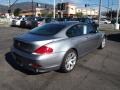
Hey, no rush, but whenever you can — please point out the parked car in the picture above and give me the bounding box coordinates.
[37,17,53,27]
[21,17,57,29]
[95,18,111,24]
[11,17,25,27]
[78,18,95,24]
[54,18,96,25]
[99,18,111,24]
[55,18,70,22]
[93,19,98,24]
[11,22,105,73]
[20,16,38,29]
[111,18,120,24]
[78,18,99,28]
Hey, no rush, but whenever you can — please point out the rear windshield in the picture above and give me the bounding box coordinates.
[30,24,66,36]
[37,18,44,21]
[26,17,36,20]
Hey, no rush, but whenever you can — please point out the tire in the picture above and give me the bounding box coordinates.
[98,37,106,49]
[59,49,77,73]
[104,22,107,24]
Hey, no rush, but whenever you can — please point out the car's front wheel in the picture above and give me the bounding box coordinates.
[59,49,77,73]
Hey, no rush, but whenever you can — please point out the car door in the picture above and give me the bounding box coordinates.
[66,24,91,57]
[85,24,101,51]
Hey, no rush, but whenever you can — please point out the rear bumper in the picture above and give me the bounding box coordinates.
[11,47,66,72]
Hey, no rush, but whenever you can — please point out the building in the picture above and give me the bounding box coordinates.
[76,8,99,16]
[19,8,52,17]
[0,2,98,18]
[57,2,99,18]
[57,2,76,17]
[63,2,76,17]
[20,3,53,17]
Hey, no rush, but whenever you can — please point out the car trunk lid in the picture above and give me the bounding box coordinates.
[14,33,63,53]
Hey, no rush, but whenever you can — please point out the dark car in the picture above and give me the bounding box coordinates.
[37,17,53,27]
[20,17,38,29]
[55,17,95,24]
[111,18,120,24]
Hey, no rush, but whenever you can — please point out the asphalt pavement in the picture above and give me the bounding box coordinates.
[0,26,120,90]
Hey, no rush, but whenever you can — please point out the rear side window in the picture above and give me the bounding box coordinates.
[30,24,66,36]
[66,24,84,37]
[87,25,97,34]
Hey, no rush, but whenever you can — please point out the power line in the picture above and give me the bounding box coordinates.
[10,0,19,8]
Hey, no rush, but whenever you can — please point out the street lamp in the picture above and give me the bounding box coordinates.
[53,0,56,19]
[8,0,10,8]
[115,0,120,30]
[98,0,102,29]
[111,0,113,21]
[8,0,11,17]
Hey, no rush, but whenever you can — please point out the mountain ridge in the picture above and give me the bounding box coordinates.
[0,2,53,13]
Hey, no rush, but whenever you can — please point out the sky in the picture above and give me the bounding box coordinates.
[0,0,118,10]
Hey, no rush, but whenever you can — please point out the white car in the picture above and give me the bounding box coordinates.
[11,17,25,26]
[100,19,111,24]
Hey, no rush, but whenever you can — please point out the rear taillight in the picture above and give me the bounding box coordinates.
[37,22,44,26]
[34,46,53,54]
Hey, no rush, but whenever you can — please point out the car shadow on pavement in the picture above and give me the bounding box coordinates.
[5,52,45,75]
[107,33,120,42]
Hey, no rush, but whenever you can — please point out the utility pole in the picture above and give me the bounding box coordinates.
[61,0,63,18]
[98,0,102,29]
[7,0,19,17]
[32,0,34,16]
[8,0,11,17]
[53,0,56,19]
[8,0,10,8]
[110,0,113,21]
[107,0,109,12]
[115,0,120,30]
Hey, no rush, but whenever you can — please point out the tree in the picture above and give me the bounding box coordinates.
[105,10,117,18]
[14,8,21,16]
[41,13,46,17]
[41,11,53,18]
[47,13,53,18]
[76,12,83,18]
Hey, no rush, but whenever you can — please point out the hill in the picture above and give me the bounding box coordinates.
[0,5,8,13]
[0,2,53,13]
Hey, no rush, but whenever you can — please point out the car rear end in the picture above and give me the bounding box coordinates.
[11,24,67,72]
[11,17,21,26]
[12,36,67,72]
[11,19,16,26]
[25,17,38,29]
[37,18,45,27]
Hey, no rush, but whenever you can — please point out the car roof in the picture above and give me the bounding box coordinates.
[51,21,86,26]
[52,21,93,38]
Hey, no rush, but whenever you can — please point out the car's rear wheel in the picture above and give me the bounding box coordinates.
[59,49,77,73]
[99,37,106,49]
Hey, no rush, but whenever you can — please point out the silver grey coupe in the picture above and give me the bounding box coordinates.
[11,22,106,73]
